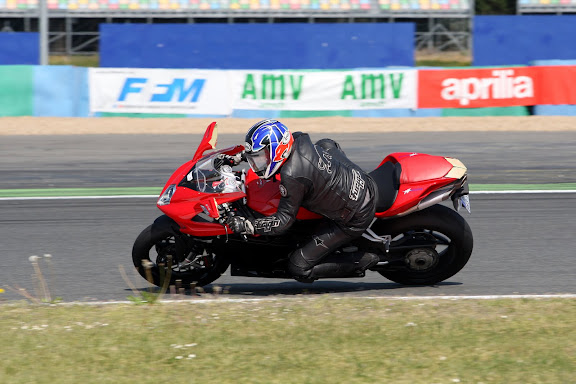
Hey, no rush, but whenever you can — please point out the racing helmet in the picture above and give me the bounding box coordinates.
[244,119,294,179]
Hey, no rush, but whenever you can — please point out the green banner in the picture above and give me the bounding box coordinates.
[0,66,34,116]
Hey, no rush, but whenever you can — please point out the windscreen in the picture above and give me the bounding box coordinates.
[179,155,242,194]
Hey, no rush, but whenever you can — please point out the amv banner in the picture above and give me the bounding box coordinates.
[89,68,232,115]
[232,70,417,110]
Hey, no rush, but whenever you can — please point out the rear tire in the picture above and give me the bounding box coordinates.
[373,205,473,285]
[132,224,229,288]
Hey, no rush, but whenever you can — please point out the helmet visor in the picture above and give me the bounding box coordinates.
[245,148,270,175]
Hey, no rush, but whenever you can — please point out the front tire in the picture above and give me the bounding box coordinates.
[132,223,230,288]
[373,205,473,285]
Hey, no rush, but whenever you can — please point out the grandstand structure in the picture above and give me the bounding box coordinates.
[0,0,474,57]
[517,0,576,14]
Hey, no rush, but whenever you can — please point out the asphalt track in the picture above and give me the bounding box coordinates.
[1,131,575,302]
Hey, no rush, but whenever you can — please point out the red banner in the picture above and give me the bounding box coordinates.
[537,66,576,105]
[418,66,576,109]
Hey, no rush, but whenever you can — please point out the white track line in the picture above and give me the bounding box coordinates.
[1,190,575,201]
[54,293,576,306]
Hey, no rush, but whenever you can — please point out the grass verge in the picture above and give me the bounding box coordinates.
[0,297,574,383]
[48,52,471,68]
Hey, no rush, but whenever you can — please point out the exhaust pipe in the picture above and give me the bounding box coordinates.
[396,187,453,217]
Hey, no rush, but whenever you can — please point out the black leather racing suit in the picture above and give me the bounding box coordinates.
[250,132,377,279]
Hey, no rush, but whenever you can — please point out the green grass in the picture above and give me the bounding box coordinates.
[417,59,471,67]
[0,297,574,383]
[49,55,100,67]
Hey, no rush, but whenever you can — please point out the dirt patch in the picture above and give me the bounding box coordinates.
[1,116,576,135]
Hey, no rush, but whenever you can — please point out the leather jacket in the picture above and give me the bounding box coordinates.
[252,132,376,236]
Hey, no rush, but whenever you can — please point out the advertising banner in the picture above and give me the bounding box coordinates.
[89,68,232,115]
[0,66,34,116]
[232,70,417,110]
[34,66,89,117]
[535,66,576,105]
[418,66,576,109]
[418,67,540,109]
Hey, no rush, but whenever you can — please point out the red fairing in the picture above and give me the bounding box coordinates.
[157,143,246,236]
[192,122,217,162]
[376,152,459,218]
[395,153,453,184]
[245,169,322,220]
[158,186,246,236]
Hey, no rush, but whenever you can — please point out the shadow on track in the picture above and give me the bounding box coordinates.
[208,281,463,297]
[129,281,463,298]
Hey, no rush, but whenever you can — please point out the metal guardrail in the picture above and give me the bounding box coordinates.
[517,6,576,13]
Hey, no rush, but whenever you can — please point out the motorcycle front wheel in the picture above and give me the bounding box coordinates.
[132,224,230,288]
[372,204,473,285]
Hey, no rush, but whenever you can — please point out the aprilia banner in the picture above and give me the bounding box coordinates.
[535,66,576,105]
[231,70,417,110]
[418,66,576,109]
[89,68,232,115]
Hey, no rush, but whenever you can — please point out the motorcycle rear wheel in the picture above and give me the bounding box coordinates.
[372,204,473,285]
[132,224,230,288]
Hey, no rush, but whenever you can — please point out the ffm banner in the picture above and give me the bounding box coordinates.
[89,68,233,115]
[231,70,417,110]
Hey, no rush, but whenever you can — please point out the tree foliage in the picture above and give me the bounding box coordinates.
[476,0,517,14]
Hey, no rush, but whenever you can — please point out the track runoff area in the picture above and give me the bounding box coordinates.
[2,184,575,302]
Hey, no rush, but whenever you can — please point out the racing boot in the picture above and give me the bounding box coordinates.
[308,251,379,280]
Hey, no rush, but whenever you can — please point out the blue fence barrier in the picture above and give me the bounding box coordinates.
[99,23,415,70]
[0,32,39,65]
[33,66,90,117]
[474,15,576,66]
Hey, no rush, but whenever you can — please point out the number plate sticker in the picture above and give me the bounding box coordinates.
[460,195,471,213]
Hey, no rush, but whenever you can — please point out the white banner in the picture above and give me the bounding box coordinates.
[231,69,417,110]
[89,68,232,115]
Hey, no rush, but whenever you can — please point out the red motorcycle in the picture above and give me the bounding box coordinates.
[132,122,473,288]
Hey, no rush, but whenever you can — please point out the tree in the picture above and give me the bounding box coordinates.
[475,0,517,14]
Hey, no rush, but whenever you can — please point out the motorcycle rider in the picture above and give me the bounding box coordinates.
[223,119,379,282]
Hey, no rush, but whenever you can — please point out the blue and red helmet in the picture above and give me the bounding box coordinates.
[244,119,294,179]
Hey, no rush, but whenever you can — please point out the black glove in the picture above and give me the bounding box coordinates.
[226,215,254,235]
[214,153,242,170]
